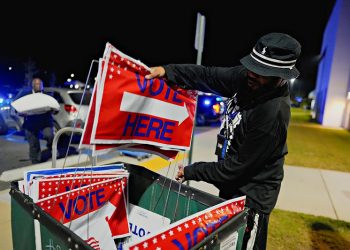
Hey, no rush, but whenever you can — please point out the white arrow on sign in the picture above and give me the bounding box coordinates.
[120,92,189,125]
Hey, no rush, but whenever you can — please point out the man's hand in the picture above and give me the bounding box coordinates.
[145,66,166,79]
[175,165,185,183]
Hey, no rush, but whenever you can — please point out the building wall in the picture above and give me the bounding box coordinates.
[315,0,350,128]
[314,10,338,124]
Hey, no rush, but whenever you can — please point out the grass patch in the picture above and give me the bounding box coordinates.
[289,108,314,123]
[268,209,350,249]
[286,108,350,172]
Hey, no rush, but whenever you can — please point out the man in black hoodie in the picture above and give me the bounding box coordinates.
[146,32,301,249]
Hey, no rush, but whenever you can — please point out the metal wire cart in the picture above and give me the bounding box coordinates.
[11,161,248,250]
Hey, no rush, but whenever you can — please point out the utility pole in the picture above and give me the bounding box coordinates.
[195,13,206,65]
[188,13,206,165]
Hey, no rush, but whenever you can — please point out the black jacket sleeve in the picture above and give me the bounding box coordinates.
[163,64,245,98]
[184,102,285,184]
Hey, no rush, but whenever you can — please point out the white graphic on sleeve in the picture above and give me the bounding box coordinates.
[222,94,242,154]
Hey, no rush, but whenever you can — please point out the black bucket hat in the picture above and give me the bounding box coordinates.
[240,32,301,80]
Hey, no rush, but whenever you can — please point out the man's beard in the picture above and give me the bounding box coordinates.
[247,78,280,97]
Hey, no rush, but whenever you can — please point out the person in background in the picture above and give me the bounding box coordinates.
[146,32,301,249]
[23,77,55,164]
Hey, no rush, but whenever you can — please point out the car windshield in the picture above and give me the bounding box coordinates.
[69,92,92,105]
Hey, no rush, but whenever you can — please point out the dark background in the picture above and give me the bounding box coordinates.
[0,1,337,97]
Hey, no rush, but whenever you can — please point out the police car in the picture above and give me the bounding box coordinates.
[195,93,225,126]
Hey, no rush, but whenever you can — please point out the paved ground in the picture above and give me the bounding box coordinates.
[0,129,79,174]
[0,130,32,173]
[1,126,350,249]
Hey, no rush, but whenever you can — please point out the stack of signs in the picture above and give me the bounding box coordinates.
[21,164,131,250]
[125,196,246,250]
[79,42,198,160]
[11,92,60,115]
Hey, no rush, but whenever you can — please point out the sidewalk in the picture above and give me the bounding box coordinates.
[0,188,12,250]
[276,165,350,222]
[1,127,350,249]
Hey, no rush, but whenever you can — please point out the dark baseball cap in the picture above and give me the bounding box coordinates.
[240,32,301,80]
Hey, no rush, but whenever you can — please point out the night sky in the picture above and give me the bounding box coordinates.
[0,1,336,96]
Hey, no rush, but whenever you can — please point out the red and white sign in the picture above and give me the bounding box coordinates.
[79,64,179,160]
[88,43,197,151]
[35,176,130,250]
[24,164,125,196]
[30,174,123,201]
[125,196,246,250]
